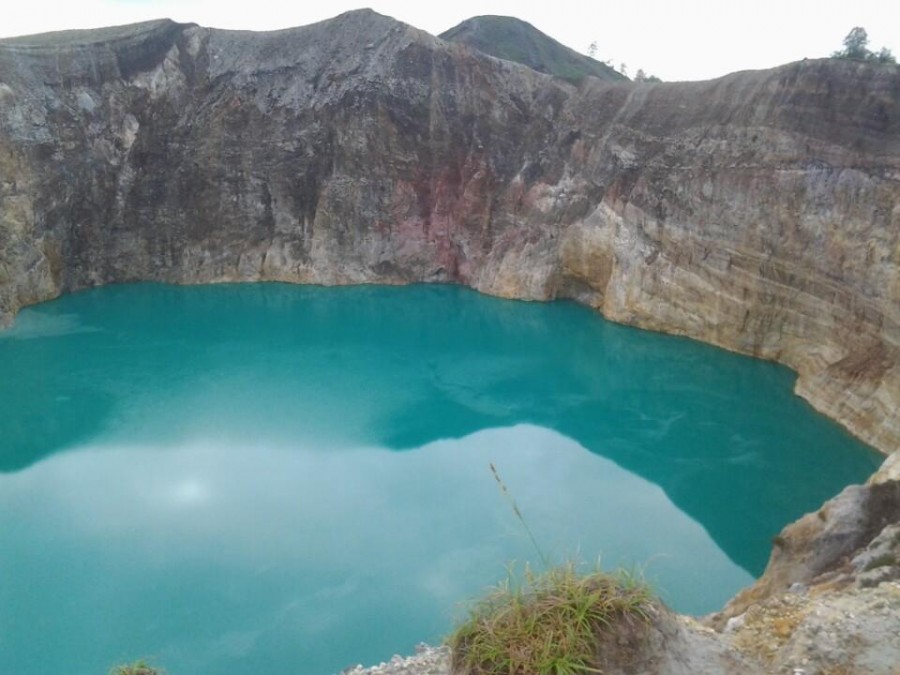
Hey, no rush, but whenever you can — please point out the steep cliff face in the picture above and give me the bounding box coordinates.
[1,10,899,454]
[558,62,900,452]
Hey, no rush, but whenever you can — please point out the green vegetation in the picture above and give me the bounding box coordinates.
[489,462,549,569]
[449,464,655,674]
[447,562,653,675]
[108,660,162,675]
[831,27,896,64]
[633,69,662,83]
[440,16,625,84]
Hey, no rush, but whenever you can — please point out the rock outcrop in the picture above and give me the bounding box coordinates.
[711,450,900,674]
[1,11,898,456]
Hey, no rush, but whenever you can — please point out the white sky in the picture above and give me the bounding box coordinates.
[1,0,898,81]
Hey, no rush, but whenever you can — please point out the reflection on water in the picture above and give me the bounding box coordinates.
[0,283,882,675]
[1,429,750,675]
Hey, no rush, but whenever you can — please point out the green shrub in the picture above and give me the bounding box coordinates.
[447,561,653,675]
[108,660,162,675]
[831,27,896,64]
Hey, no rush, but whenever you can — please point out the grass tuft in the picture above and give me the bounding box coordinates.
[108,660,163,675]
[489,462,549,569]
[447,561,653,675]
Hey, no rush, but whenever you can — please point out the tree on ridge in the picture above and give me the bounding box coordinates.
[831,27,896,63]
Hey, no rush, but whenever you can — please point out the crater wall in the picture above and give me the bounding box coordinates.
[1,12,899,454]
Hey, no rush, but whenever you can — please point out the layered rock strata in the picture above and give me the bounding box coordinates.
[1,12,898,454]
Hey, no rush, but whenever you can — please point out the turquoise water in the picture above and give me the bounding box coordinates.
[0,283,881,675]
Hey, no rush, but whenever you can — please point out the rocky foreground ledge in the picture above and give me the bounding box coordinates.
[343,645,450,675]
[352,452,900,675]
[353,584,900,675]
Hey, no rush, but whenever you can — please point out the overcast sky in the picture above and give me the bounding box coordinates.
[1,0,897,81]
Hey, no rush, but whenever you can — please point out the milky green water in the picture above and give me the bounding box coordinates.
[0,283,881,675]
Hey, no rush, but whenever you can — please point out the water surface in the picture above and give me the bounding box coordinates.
[0,283,881,675]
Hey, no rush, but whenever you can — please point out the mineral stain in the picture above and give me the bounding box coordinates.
[0,283,881,675]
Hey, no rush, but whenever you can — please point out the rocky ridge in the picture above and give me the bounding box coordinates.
[1,10,900,674]
[439,15,624,82]
[1,11,898,455]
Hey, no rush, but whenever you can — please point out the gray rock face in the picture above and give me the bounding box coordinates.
[2,12,898,455]
[707,451,900,674]
[718,451,900,617]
